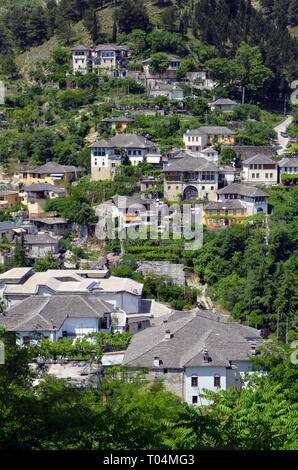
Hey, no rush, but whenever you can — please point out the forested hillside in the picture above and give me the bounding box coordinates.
[0,0,297,104]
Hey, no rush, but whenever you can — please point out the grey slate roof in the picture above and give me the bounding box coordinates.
[278,157,298,168]
[0,295,115,332]
[23,233,61,245]
[210,98,238,105]
[71,44,90,51]
[227,145,276,157]
[33,218,69,225]
[164,153,219,172]
[25,162,82,174]
[0,221,15,231]
[95,43,129,51]
[217,183,269,198]
[187,126,237,136]
[243,154,277,165]
[204,200,245,210]
[112,195,149,208]
[90,133,157,149]
[24,183,65,193]
[123,309,260,369]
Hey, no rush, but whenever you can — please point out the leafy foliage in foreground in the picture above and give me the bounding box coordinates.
[0,330,297,450]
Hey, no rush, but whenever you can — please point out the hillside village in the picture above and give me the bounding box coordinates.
[0,0,297,452]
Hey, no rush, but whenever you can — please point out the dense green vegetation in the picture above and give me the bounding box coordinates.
[182,186,298,335]
[0,329,296,450]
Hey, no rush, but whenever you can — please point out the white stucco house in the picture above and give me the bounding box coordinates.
[0,268,143,314]
[123,309,260,406]
[242,154,278,185]
[217,183,269,215]
[0,294,115,346]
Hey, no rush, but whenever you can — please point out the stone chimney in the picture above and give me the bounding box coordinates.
[50,319,55,330]
[153,356,159,367]
[203,347,209,363]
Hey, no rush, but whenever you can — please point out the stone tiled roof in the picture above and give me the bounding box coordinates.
[278,157,298,168]
[0,295,115,332]
[71,44,90,51]
[227,146,276,157]
[95,43,129,51]
[23,183,65,193]
[123,309,260,368]
[243,154,277,165]
[204,200,246,210]
[163,153,219,172]
[186,126,237,136]
[24,162,82,174]
[89,134,157,149]
[210,98,238,105]
[217,183,269,197]
[23,233,61,245]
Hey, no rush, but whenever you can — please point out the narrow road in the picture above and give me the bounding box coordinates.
[274,115,293,155]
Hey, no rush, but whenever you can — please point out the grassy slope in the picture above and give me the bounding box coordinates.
[15,0,176,76]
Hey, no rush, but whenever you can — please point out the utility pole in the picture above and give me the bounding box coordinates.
[242,86,245,105]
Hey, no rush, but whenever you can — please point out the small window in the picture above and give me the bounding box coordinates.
[214,375,220,387]
[164,369,168,374]
[191,376,198,387]
[192,396,198,404]
[23,336,30,345]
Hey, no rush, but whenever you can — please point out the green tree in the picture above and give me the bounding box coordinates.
[33,251,60,272]
[149,53,170,75]
[11,233,30,268]
[115,0,151,34]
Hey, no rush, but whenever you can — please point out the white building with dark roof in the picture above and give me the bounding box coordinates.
[0,294,115,346]
[90,133,159,180]
[71,44,130,73]
[163,151,219,201]
[217,183,269,215]
[123,308,261,405]
[208,98,238,112]
[183,126,237,152]
[242,154,278,185]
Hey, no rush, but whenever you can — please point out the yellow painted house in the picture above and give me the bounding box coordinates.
[0,191,21,209]
[19,162,82,190]
[101,116,134,132]
[203,200,247,229]
[22,183,66,219]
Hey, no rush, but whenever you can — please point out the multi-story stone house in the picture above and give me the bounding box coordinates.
[142,55,182,88]
[123,309,260,406]
[71,44,130,74]
[90,134,158,180]
[217,183,269,215]
[19,162,82,190]
[163,152,219,202]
